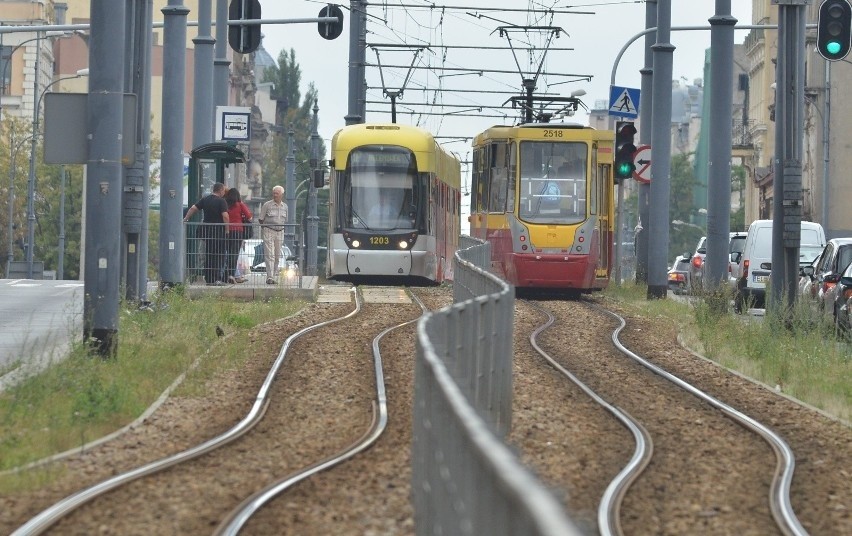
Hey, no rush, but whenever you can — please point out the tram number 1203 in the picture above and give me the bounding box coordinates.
[542,129,564,138]
[369,236,390,245]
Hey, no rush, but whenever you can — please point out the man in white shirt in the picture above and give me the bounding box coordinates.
[258,185,288,284]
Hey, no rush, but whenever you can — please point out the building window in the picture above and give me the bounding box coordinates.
[1,45,11,95]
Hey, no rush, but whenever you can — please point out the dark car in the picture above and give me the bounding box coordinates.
[668,254,691,295]
[799,238,852,319]
[831,260,852,337]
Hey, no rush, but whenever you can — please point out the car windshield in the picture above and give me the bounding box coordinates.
[729,236,746,254]
[800,245,824,265]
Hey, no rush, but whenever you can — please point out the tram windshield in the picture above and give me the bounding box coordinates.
[343,146,418,231]
[518,141,587,224]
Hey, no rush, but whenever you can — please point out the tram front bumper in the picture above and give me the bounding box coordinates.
[507,252,596,288]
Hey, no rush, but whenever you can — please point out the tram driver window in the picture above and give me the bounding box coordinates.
[518,141,587,223]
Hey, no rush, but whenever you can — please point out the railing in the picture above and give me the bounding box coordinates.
[732,119,755,147]
[183,221,302,288]
[412,235,582,536]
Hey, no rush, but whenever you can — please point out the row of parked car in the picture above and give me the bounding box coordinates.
[667,219,852,335]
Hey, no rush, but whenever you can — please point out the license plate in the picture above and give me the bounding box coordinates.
[753,274,769,283]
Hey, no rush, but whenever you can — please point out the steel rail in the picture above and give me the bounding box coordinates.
[214,290,428,535]
[12,287,361,536]
[592,304,808,536]
[526,301,651,536]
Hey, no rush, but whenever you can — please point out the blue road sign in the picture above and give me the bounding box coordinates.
[609,85,640,118]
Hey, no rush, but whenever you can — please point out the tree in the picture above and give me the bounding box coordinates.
[668,152,702,260]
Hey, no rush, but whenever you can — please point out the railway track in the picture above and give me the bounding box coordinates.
[7,286,427,535]
[2,286,849,535]
[521,299,805,535]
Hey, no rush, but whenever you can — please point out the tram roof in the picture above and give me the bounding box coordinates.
[332,123,461,189]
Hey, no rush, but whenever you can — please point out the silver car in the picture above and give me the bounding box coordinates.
[799,238,852,318]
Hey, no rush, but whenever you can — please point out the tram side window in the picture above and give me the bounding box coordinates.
[471,146,490,214]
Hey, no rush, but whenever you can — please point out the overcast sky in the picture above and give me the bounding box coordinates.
[260,1,752,152]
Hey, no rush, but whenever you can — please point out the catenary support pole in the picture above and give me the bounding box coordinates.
[770,0,807,313]
[705,1,736,296]
[635,0,657,284]
[286,127,296,252]
[345,0,366,125]
[214,0,230,109]
[193,0,214,147]
[159,0,190,287]
[83,0,126,356]
[122,0,154,302]
[307,101,320,276]
[647,0,674,299]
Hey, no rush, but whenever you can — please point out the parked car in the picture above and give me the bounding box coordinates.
[689,231,748,294]
[831,260,852,337]
[236,239,299,279]
[798,238,852,318]
[733,219,826,313]
[668,254,691,295]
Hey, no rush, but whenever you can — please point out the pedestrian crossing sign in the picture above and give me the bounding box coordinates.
[608,85,640,118]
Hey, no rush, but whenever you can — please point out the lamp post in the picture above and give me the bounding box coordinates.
[0,31,68,142]
[25,66,89,279]
[6,133,34,274]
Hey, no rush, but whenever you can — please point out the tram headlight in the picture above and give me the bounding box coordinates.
[398,240,408,249]
[351,239,361,248]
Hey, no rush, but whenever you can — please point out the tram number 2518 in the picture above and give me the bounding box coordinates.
[542,129,563,138]
[369,236,390,245]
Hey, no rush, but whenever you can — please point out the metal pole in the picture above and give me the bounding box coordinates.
[345,0,365,124]
[286,127,296,251]
[822,61,830,234]
[193,0,214,147]
[705,0,736,295]
[58,165,65,280]
[647,0,674,299]
[159,0,190,287]
[307,101,320,276]
[214,0,230,108]
[25,32,42,279]
[83,0,126,356]
[636,0,656,284]
[770,1,807,313]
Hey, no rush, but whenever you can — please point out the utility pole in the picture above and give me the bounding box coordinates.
[647,0,674,299]
[770,0,808,314]
[307,101,320,276]
[635,0,657,284]
[705,0,736,301]
[83,1,126,356]
[286,127,296,252]
[345,0,367,125]
[158,0,190,287]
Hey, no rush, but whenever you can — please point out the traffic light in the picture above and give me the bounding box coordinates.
[817,0,852,61]
[228,0,261,54]
[614,121,637,181]
[318,5,345,40]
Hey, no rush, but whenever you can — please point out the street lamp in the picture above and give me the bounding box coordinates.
[6,133,34,274]
[24,66,89,279]
[0,31,68,140]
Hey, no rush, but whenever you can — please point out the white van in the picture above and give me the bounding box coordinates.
[733,219,826,312]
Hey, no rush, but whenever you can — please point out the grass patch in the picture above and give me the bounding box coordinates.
[605,281,851,423]
[0,292,304,486]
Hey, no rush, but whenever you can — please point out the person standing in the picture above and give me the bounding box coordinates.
[224,188,252,284]
[258,185,287,284]
[183,182,229,285]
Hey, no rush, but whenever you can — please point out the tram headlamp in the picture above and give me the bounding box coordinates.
[398,240,408,249]
[351,240,361,248]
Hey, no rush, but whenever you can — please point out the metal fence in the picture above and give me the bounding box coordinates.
[412,236,583,536]
[183,221,302,288]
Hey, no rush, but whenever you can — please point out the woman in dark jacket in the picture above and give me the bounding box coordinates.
[224,188,253,283]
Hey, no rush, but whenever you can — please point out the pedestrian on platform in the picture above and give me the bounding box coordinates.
[258,185,287,284]
[183,182,229,285]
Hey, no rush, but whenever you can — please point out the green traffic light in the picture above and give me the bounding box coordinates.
[617,163,632,177]
[826,41,843,55]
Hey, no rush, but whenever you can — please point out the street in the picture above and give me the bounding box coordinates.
[0,279,83,391]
